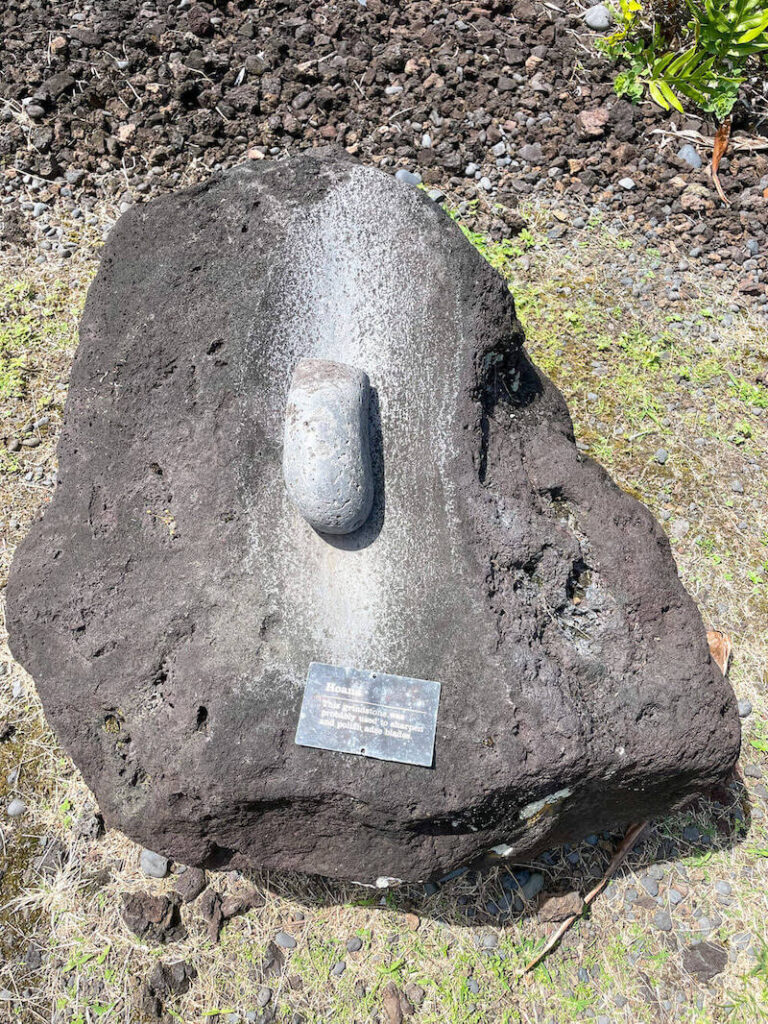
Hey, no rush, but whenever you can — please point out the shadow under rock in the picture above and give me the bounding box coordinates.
[239,775,752,931]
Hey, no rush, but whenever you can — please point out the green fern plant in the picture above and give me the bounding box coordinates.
[601,0,768,120]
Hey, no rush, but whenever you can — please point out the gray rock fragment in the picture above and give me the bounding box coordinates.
[7,798,27,818]
[140,848,170,878]
[394,169,421,186]
[678,144,703,170]
[283,358,374,535]
[584,4,612,30]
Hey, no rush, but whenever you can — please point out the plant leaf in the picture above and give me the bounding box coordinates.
[648,80,670,110]
[738,14,768,43]
[659,80,685,112]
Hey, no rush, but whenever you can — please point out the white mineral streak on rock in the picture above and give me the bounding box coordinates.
[283,358,373,535]
[243,165,466,674]
[375,876,403,888]
[518,787,572,821]
[491,843,514,857]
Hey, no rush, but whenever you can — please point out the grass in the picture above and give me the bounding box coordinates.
[0,203,767,1023]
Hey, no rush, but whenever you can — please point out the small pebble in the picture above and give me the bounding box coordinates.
[738,699,752,718]
[640,875,659,898]
[678,144,703,170]
[467,977,480,994]
[275,931,297,949]
[654,910,673,932]
[584,3,611,30]
[521,872,545,901]
[331,961,346,977]
[139,849,169,878]
[7,798,27,818]
[346,936,363,953]
[394,169,422,187]
[618,177,636,190]
[257,987,272,1007]
[654,448,668,465]
[715,881,732,897]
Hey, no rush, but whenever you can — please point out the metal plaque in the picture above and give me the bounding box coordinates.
[295,663,441,767]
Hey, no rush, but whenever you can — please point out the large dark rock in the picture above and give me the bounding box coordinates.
[6,153,739,883]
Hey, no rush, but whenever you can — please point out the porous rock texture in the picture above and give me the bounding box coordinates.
[7,152,740,883]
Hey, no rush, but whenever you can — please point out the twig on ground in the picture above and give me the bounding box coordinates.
[707,629,733,675]
[712,118,732,206]
[517,820,648,978]
[649,125,768,152]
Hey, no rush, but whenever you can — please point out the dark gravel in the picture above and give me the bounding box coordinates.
[1,0,766,288]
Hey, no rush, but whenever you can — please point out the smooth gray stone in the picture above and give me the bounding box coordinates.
[521,872,544,901]
[283,358,374,535]
[140,848,169,877]
[7,798,27,818]
[678,144,703,170]
[394,169,422,186]
[585,4,612,29]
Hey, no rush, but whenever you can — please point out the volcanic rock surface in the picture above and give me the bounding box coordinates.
[6,153,740,883]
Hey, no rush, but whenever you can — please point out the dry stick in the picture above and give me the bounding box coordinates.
[712,118,732,207]
[649,126,768,152]
[517,819,648,978]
